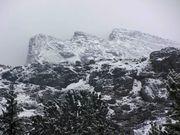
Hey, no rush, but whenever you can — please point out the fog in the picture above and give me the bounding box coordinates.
[0,0,180,66]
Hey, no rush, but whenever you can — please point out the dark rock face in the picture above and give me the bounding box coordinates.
[1,63,86,89]
[2,71,18,82]
[150,47,180,73]
[89,64,114,93]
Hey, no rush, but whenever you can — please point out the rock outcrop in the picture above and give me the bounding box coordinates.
[150,47,180,73]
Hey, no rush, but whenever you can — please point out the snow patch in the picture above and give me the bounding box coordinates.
[62,79,94,92]
[102,95,112,100]
[19,109,36,117]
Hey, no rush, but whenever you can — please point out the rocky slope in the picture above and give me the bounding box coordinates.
[1,28,180,135]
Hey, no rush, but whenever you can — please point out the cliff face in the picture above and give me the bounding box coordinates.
[0,28,180,134]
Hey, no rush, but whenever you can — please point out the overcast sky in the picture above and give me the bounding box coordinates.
[0,0,180,66]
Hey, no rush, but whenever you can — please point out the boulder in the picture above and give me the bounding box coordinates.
[140,78,167,102]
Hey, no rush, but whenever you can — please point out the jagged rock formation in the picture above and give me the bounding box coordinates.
[26,28,179,64]
[0,28,180,134]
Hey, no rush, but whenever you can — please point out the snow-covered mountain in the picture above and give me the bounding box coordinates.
[26,28,180,65]
[1,28,180,135]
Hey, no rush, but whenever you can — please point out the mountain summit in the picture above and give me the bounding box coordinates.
[26,28,180,65]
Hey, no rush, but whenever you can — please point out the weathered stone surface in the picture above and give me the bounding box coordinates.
[2,63,86,89]
[140,78,167,102]
[150,47,180,73]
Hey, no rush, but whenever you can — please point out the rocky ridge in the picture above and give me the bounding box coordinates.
[26,28,179,64]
